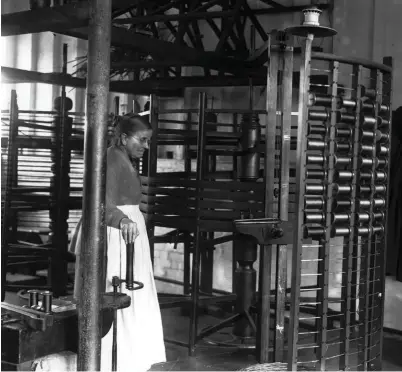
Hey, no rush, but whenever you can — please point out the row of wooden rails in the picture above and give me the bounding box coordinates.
[138,86,300,358]
[1,92,85,298]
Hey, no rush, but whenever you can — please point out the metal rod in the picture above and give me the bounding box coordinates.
[257,32,278,364]
[288,32,314,371]
[189,92,207,356]
[2,90,18,301]
[316,61,339,371]
[274,38,293,363]
[363,68,382,370]
[378,56,393,369]
[340,64,363,371]
[77,0,112,369]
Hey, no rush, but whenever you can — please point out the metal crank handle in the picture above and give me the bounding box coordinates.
[125,242,135,290]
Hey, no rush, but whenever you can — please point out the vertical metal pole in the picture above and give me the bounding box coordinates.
[50,43,70,297]
[288,33,313,371]
[258,33,276,364]
[1,90,18,301]
[77,0,112,370]
[340,64,363,371]
[146,94,158,268]
[274,39,293,362]
[316,60,339,372]
[378,57,393,370]
[189,92,207,356]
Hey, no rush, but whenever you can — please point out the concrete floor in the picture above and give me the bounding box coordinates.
[149,307,402,371]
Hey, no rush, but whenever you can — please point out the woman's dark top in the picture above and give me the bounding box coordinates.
[106,146,142,228]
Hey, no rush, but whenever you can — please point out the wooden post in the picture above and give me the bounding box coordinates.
[77,0,112,369]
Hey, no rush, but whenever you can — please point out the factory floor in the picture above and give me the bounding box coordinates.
[3,275,402,371]
[152,308,402,371]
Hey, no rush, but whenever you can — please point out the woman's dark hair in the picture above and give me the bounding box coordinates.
[111,113,152,146]
[118,113,152,136]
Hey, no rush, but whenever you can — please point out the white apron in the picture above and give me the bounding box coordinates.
[72,205,166,372]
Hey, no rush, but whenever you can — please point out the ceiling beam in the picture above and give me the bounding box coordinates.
[2,2,330,37]
[2,66,329,93]
[1,66,183,96]
[62,26,257,74]
[113,10,234,24]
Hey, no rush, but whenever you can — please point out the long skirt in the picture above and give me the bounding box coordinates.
[71,205,166,372]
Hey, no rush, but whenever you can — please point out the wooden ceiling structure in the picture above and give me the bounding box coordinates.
[1,0,330,96]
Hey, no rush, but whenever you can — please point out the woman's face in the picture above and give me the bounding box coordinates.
[122,129,153,159]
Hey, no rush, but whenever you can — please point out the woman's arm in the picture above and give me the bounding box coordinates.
[105,152,129,228]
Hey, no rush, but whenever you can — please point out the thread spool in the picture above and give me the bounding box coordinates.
[376,171,387,182]
[378,117,390,128]
[359,185,371,194]
[302,7,323,26]
[357,226,371,236]
[333,184,352,195]
[377,158,388,168]
[340,98,356,109]
[306,155,325,166]
[361,144,375,154]
[360,171,373,180]
[377,144,389,155]
[337,112,355,124]
[336,128,353,137]
[373,212,385,221]
[357,212,370,223]
[305,198,324,209]
[361,86,376,99]
[334,156,351,167]
[304,213,325,223]
[306,170,327,179]
[332,226,350,236]
[372,225,384,236]
[334,199,351,209]
[374,198,386,208]
[336,170,354,181]
[361,130,375,141]
[309,93,332,107]
[307,140,325,151]
[380,104,390,113]
[308,124,327,136]
[305,184,325,194]
[374,185,386,194]
[361,116,376,127]
[362,101,375,112]
[28,290,40,308]
[304,226,326,238]
[308,110,330,121]
[359,158,374,168]
[359,199,371,209]
[332,213,350,224]
[335,142,351,152]
[40,291,53,314]
[375,130,389,143]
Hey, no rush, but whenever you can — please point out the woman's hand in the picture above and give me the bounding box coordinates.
[119,218,139,244]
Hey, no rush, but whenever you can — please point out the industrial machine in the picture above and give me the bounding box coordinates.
[1,242,141,371]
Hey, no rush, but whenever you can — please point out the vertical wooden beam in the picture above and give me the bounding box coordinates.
[77,0,112,369]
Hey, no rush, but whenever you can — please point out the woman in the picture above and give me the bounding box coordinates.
[71,114,166,372]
